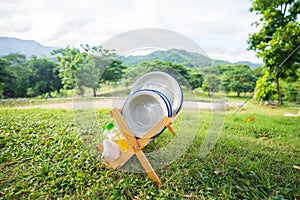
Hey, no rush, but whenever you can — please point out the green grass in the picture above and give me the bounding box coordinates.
[0,104,299,199]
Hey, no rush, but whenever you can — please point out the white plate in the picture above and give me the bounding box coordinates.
[131,71,183,114]
[143,89,172,117]
[122,90,170,138]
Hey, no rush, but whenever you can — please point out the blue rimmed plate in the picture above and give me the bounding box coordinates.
[131,71,183,114]
[122,89,171,138]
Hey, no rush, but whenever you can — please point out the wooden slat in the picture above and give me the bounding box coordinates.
[137,138,151,149]
[171,111,181,122]
[135,150,162,185]
[141,116,169,139]
[138,117,176,148]
[104,150,134,169]
[110,108,139,149]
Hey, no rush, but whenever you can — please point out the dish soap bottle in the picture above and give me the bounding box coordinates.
[103,122,129,150]
[114,134,129,150]
[103,122,116,140]
[102,122,120,160]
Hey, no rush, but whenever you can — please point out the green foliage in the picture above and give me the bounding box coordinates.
[2,53,30,98]
[254,68,277,101]
[27,56,62,97]
[199,64,262,97]
[53,45,126,97]
[100,59,127,84]
[188,68,203,89]
[52,47,87,90]
[77,56,127,97]
[0,57,12,98]
[201,67,222,97]
[77,55,105,96]
[248,0,300,104]
[3,37,299,104]
[0,44,127,99]
[222,65,258,96]
[126,60,191,88]
[0,52,64,98]
[281,80,300,102]
[281,67,300,103]
[0,53,64,98]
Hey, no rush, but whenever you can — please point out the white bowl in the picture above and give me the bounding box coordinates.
[122,90,170,138]
[131,71,183,114]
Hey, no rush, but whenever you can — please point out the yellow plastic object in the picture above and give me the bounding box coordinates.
[114,134,129,150]
[115,139,129,150]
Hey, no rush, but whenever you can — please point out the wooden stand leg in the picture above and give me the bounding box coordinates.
[135,150,162,186]
[94,143,134,169]
[109,152,134,169]
[167,125,176,136]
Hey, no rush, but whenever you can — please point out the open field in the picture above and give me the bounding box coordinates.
[0,102,299,199]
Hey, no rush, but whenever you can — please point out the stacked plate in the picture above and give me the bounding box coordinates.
[122,71,183,138]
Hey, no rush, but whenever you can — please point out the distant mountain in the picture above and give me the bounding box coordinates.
[119,49,261,68]
[0,37,262,68]
[0,37,56,58]
[234,61,262,68]
[119,49,224,68]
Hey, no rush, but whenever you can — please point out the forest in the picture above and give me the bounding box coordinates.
[0,46,299,104]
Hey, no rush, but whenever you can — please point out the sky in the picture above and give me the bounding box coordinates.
[0,0,262,63]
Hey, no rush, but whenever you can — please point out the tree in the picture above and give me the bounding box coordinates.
[136,60,191,87]
[2,53,30,97]
[253,68,277,103]
[217,64,234,92]
[77,55,100,96]
[222,65,258,96]
[99,59,127,88]
[79,44,124,97]
[80,44,116,57]
[53,44,123,97]
[201,67,222,97]
[28,57,62,97]
[77,55,115,97]
[281,67,300,102]
[52,47,87,90]
[188,68,203,89]
[0,57,13,98]
[248,0,300,104]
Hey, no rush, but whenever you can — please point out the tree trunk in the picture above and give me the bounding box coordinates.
[275,74,283,105]
[237,92,240,97]
[79,86,84,97]
[208,88,213,97]
[93,88,97,97]
[47,83,51,98]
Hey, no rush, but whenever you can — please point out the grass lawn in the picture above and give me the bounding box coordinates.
[0,103,299,199]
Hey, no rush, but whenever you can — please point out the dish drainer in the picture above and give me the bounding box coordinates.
[96,108,179,185]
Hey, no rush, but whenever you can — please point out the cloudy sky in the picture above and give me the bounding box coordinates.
[0,0,262,63]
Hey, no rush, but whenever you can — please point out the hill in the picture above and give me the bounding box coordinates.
[0,37,262,68]
[0,37,56,58]
[119,49,261,68]
[234,60,262,68]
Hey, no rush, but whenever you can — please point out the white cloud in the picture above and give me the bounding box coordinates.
[0,0,262,62]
